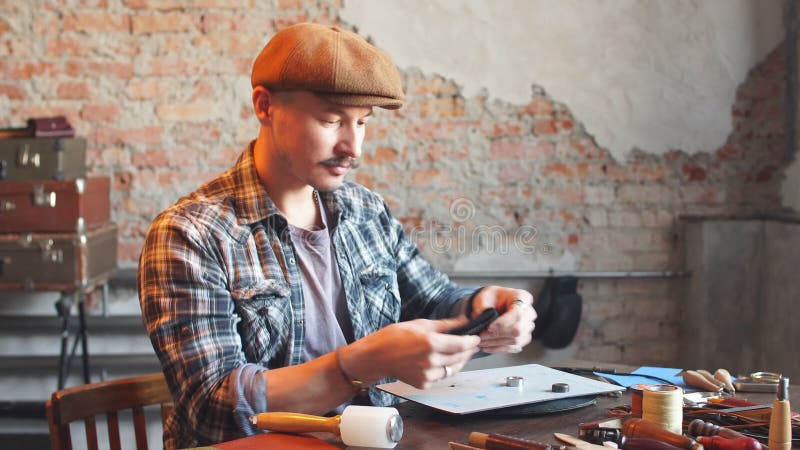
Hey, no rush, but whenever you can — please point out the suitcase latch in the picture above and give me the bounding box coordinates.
[17,144,41,168]
[33,185,57,207]
[0,200,15,211]
[39,239,63,264]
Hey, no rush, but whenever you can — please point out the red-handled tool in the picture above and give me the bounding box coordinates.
[696,436,762,450]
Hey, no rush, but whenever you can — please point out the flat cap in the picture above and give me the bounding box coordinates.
[251,23,404,109]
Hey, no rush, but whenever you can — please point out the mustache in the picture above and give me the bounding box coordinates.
[321,156,360,169]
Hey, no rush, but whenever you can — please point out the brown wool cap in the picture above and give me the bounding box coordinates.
[251,23,404,110]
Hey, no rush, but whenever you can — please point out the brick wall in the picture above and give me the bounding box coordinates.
[0,1,790,367]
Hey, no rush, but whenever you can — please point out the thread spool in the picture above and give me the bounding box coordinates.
[641,385,683,435]
[630,383,648,417]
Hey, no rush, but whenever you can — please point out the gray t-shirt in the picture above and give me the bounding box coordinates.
[288,194,354,363]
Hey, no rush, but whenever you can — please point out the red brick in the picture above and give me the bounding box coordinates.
[201,12,274,33]
[47,35,137,58]
[117,240,146,264]
[489,140,554,160]
[131,12,200,34]
[81,104,121,122]
[354,171,374,189]
[541,162,573,178]
[365,123,389,141]
[416,142,467,162]
[499,163,529,184]
[140,56,250,76]
[418,97,465,118]
[482,120,523,137]
[65,60,134,79]
[406,121,477,140]
[95,126,165,145]
[569,139,608,160]
[126,78,171,100]
[0,60,57,79]
[156,102,214,122]
[0,83,25,100]
[410,168,452,188]
[409,76,461,97]
[193,0,254,7]
[190,34,263,55]
[682,163,706,182]
[532,119,557,136]
[171,123,223,145]
[583,185,615,205]
[63,12,131,32]
[32,12,63,35]
[617,184,674,205]
[363,146,400,165]
[679,185,724,204]
[273,13,311,30]
[205,145,243,167]
[132,149,170,168]
[56,82,91,100]
[755,165,776,182]
[518,97,553,117]
[277,0,303,8]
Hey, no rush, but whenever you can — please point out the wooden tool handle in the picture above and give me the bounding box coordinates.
[470,432,566,450]
[697,436,763,450]
[688,418,747,440]
[697,370,726,390]
[622,418,703,450]
[622,437,688,450]
[683,370,723,392]
[714,369,736,393]
[250,412,341,435]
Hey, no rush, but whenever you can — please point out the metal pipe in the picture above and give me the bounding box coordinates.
[448,270,691,279]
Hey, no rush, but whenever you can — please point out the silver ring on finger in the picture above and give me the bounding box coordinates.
[512,298,526,308]
[443,365,452,379]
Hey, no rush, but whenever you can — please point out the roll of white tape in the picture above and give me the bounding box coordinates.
[339,405,403,448]
[642,385,683,435]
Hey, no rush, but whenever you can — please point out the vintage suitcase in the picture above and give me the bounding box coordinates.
[0,223,117,291]
[0,177,110,233]
[0,137,87,181]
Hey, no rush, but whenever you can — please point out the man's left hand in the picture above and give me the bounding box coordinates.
[470,286,536,354]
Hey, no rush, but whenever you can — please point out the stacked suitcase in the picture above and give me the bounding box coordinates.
[0,120,118,292]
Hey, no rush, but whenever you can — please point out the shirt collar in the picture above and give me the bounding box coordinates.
[230,141,381,226]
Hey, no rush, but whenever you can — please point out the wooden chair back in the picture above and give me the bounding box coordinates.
[46,372,174,450]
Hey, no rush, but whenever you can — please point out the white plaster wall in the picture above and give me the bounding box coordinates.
[341,0,784,160]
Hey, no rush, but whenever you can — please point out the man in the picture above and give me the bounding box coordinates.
[139,22,536,448]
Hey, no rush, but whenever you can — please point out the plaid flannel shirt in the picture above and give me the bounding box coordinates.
[138,143,471,448]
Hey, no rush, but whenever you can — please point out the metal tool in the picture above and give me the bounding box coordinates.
[250,405,403,448]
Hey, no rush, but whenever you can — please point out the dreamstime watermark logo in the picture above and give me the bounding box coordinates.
[409,198,554,256]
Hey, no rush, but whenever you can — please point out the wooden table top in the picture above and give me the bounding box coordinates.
[209,362,797,449]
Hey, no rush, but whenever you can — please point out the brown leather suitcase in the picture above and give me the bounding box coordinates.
[0,223,117,291]
[0,137,87,181]
[0,177,110,233]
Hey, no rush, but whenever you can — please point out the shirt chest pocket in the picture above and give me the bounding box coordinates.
[358,263,401,330]
[231,279,291,367]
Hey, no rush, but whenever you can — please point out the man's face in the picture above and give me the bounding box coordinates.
[265,90,372,192]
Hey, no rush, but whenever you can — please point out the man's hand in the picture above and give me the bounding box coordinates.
[347,318,481,390]
[470,286,536,354]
